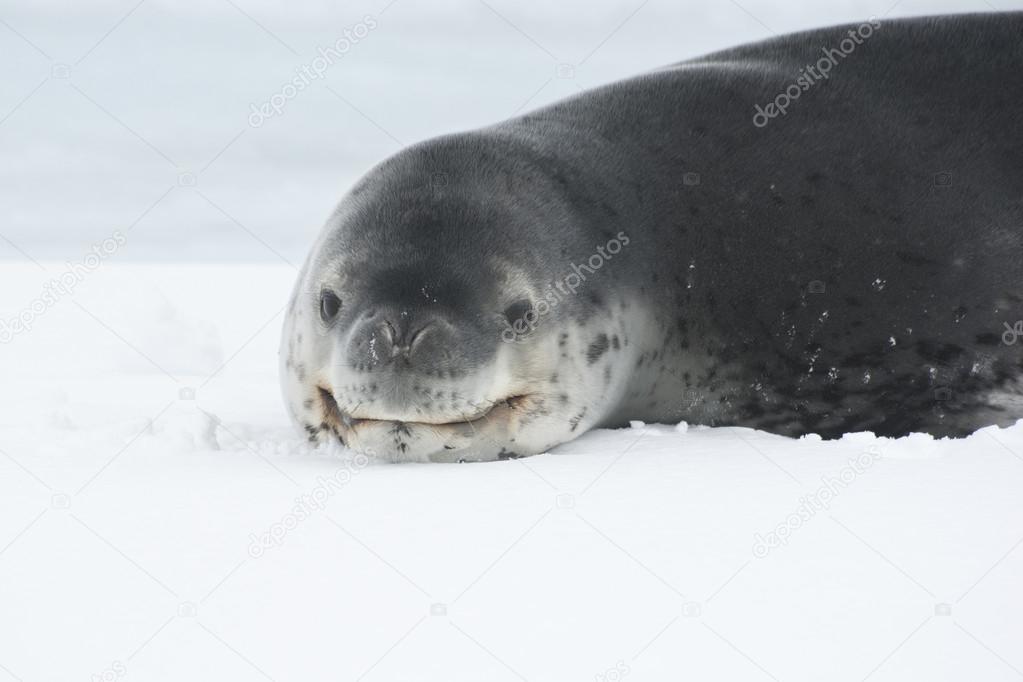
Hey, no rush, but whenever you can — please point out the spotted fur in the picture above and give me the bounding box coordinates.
[282,13,1023,461]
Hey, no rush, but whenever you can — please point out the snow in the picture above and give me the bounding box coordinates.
[2,262,1022,682]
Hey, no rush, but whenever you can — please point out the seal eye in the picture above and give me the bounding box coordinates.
[320,290,341,322]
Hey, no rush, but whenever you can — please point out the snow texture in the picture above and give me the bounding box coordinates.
[2,263,1022,681]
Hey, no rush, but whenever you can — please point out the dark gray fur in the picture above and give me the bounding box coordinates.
[294,12,1023,446]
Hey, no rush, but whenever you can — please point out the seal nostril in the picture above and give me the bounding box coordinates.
[407,322,434,352]
[382,321,396,344]
[503,298,534,327]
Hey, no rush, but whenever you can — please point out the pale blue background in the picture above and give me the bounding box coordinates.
[1,0,1016,263]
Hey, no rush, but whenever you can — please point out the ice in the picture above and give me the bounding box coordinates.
[1,263,1021,681]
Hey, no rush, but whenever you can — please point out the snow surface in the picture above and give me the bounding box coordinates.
[2,262,1022,682]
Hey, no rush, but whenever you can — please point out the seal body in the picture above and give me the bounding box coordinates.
[282,12,1023,461]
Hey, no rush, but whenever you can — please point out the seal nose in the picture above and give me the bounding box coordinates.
[349,311,450,371]
[377,318,434,359]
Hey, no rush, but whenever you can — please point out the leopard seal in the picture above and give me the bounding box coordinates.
[281,12,1023,462]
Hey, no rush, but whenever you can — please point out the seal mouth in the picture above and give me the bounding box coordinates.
[316,384,526,433]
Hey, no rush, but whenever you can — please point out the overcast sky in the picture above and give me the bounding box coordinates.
[1,0,1016,263]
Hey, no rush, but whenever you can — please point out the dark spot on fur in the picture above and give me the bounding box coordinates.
[896,251,938,267]
[569,407,588,432]
[976,333,1000,346]
[915,341,965,364]
[586,334,610,364]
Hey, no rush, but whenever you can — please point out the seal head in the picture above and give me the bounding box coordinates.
[281,133,639,461]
